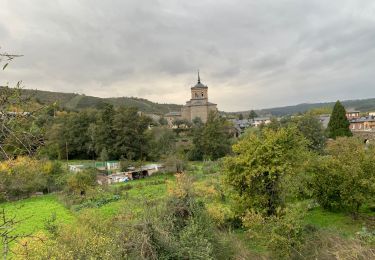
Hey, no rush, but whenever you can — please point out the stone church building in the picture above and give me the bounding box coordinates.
[165,73,217,125]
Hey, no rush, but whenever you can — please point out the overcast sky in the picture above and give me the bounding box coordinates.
[1,0,375,111]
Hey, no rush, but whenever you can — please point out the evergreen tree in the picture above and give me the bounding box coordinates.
[248,110,258,120]
[189,112,231,160]
[327,101,352,139]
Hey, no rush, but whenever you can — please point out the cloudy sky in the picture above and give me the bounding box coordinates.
[1,0,375,111]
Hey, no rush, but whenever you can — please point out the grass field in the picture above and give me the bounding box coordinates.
[1,162,374,258]
[1,195,75,235]
[305,207,375,238]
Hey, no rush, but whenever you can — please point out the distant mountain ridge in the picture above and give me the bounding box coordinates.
[256,98,375,116]
[19,88,182,115]
[15,88,375,116]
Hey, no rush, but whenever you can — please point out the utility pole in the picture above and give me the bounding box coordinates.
[65,141,69,170]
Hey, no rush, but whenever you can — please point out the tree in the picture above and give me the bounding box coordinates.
[112,107,151,160]
[223,127,309,216]
[248,110,258,120]
[46,110,96,160]
[310,137,375,216]
[100,147,109,162]
[238,114,243,120]
[294,113,326,152]
[158,117,168,126]
[0,51,46,159]
[189,112,232,161]
[90,104,116,159]
[148,127,176,160]
[327,101,352,139]
[1,208,32,260]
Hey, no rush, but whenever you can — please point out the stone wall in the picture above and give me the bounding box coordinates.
[352,131,375,141]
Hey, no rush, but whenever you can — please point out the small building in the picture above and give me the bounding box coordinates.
[106,161,119,171]
[165,111,182,127]
[252,117,271,127]
[68,165,86,173]
[346,111,360,120]
[350,116,375,131]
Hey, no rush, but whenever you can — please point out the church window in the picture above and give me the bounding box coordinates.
[201,92,204,97]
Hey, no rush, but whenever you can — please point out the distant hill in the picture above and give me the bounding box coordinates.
[14,88,375,117]
[19,88,182,115]
[230,98,375,117]
[259,98,375,116]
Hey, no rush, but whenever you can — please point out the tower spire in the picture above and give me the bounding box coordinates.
[197,70,201,84]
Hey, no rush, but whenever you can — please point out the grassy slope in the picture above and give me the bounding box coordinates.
[20,88,182,114]
[1,162,373,257]
[0,195,74,240]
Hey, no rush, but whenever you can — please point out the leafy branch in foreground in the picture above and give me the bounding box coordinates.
[0,208,33,260]
[0,47,23,71]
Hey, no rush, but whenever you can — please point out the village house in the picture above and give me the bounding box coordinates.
[346,111,360,120]
[252,117,271,127]
[349,116,375,131]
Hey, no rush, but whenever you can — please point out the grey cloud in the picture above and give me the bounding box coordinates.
[1,0,375,111]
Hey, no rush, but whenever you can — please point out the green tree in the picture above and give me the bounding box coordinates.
[238,113,243,120]
[248,110,258,120]
[43,109,97,160]
[90,104,116,158]
[113,107,151,160]
[294,113,326,152]
[327,101,352,138]
[189,112,232,161]
[223,127,309,216]
[148,127,176,160]
[310,137,375,216]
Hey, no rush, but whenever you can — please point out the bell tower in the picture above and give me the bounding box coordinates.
[191,70,208,100]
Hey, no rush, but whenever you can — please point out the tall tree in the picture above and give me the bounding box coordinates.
[90,104,116,158]
[248,110,258,120]
[294,113,326,152]
[189,112,232,160]
[113,107,151,160]
[327,101,352,139]
[223,127,309,216]
[310,137,375,216]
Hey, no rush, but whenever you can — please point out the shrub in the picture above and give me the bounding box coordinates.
[223,127,310,216]
[242,204,306,259]
[310,137,375,215]
[0,158,66,201]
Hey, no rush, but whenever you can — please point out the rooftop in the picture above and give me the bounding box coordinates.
[192,70,208,89]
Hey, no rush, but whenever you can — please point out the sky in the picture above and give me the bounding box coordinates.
[1,0,375,112]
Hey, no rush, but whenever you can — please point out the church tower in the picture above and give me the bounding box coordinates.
[191,71,208,100]
[181,71,218,123]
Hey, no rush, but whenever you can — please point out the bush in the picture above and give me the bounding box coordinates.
[0,158,66,201]
[242,204,306,259]
[64,168,97,196]
[162,154,187,173]
[223,127,310,216]
[310,137,375,215]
